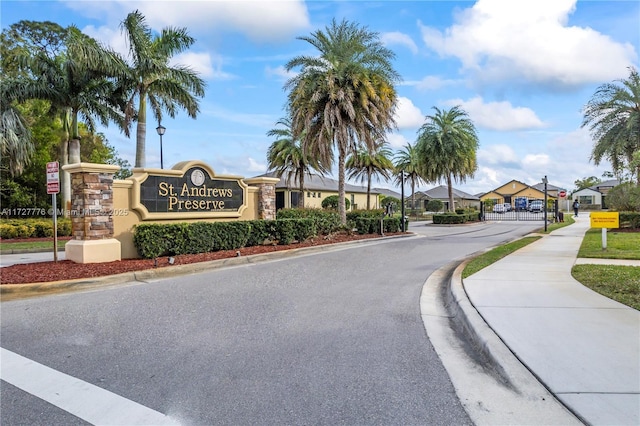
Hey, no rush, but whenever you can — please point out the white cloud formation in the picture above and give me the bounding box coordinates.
[265,65,298,81]
[444,96,545,131]
[394,97,425,130]
[477,144,520,167]
[420,0,637,88]
[386,132,411,149]
[381,31,418,54]
[522,153,551,167]
[401,75,459,91]
[69,1,311,42]
[173,52,232,80]
[247,157,266,173]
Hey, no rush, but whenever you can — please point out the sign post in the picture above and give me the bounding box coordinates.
[46,161,60,262]
[590,212,620,250]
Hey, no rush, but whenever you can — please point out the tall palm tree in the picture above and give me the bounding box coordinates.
[266,116,330,208]
[285,19,400,223]
[582,67,640,185]
[119,10,206,168]
[346,142,394,210]
[2,26,127,214]
[393,142,426,210]
[415,106,479,212]
[0,104,33,176]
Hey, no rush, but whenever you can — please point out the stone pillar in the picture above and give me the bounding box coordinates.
[244,177,280,220]
[62,163,122,263]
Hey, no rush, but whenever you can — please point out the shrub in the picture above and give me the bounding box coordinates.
[277,208,340,234]
[322,195,350,211]
[246,220,270,246]
[426,200,444,212]
[607,183,640,212]
[0,224,18,239]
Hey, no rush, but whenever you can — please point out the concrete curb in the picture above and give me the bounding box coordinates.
[1,233,415,301]
[421,257,581,425]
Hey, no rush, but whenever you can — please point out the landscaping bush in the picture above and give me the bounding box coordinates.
[607,183,640,212]
[0,218,73,238]
[322,195,350,211]
[277,208,340,234]
[619,212,640,229]
[246,220,271,246]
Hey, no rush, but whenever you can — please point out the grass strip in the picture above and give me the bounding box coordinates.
[462,236,541,278]
[572,264,640,311]
[578,229,640,260]
[0,239,68,253]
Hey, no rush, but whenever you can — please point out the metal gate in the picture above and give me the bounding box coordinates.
[481,200,559,221]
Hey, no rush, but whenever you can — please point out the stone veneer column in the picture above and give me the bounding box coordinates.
[244,177,280,220]
[62,163,122,263]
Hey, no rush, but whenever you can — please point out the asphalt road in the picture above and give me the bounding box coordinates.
[1,221,542,425]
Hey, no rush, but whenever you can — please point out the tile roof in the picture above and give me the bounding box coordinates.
[253,172,379,194]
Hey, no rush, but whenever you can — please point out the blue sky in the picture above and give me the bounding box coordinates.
[2,0,639,195]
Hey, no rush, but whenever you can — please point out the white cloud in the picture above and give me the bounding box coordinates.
[444,96,545,131]
[386,133,410,149]
[69,1,310,42]
[265,65,298,81]
[420,0,637,88]
[401,75,459,91]
[477,144,520,167]
[247,157,266,173]
[394,97,425,130]
[173,52,233,81]
[381,31,418,54]
[522,153,551,167]
[204,104,275,129]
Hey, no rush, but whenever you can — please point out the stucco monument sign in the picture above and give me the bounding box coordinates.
[130,161,248,220]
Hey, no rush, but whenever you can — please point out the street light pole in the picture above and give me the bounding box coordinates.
[542,175,548,232]
[401,171,406,232]
[156,123,166,169]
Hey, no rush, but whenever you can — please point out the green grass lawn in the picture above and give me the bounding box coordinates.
[577,229,640,259]
[0,239,68,253]
[572,264,640,310]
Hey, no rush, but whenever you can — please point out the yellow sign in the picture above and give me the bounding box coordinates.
[590,212,619,228]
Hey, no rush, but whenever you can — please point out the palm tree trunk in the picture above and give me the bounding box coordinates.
[447,173,454,212]
[135,96,147,168]
[338,145,347,224]
[59,139,70,218]
[298,173,305,208]
[366,169,371,210]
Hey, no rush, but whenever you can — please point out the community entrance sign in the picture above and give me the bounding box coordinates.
[130,161,248,220]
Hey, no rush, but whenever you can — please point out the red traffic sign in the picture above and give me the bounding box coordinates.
[558,190,567,198]
[47,182,60,194]
[47,161,59,194]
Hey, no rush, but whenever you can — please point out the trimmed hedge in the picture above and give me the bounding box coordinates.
[134,218,323,259]
[0,218,72,239]
[432,212,481,224]
[618,212,640,229]
[277,208,341,234]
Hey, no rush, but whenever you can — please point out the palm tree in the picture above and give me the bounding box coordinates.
[346,142,394,210]
[415,106,479,212]
[0,104,33,176]
[119,10,206,168]
[2,26,127,214]
[393,142,426,211]
[285,19,400,223]
[582,67,640,185]
[266,116,330,208]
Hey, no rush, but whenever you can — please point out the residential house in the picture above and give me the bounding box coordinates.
[253,172,384,211]
[571,179,620,209]
[406,185,480,211]
[480,179,560,209]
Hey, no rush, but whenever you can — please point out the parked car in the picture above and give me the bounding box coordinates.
[528,200,544,213]
[493,203,506,213]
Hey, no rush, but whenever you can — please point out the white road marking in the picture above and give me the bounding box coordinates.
[0,347,178,425]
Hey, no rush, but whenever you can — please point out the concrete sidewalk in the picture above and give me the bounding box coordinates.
[463,215,640,425]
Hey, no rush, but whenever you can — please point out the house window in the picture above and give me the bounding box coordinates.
[307,192,311,198]
[317,192,321,198]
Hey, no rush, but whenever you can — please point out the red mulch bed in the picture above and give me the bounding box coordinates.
[1,233,398,285]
